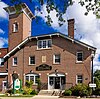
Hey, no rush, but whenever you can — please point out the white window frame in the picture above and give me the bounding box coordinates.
[0,58,4,67]
[76,52,83,63]
[13,22,18,32]
[53,54,61,64]
[37,39,52,49]
[76,75,83,84]
[25,73,39,85]
[13,57,17,66]
[29,56,35,65]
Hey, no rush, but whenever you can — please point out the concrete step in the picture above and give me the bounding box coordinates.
[38,90,63,96]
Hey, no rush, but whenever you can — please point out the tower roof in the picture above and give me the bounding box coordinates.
[4,3,35,20]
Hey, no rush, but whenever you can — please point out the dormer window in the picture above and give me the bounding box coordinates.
[37,39,52,49]
[13,22,18,32]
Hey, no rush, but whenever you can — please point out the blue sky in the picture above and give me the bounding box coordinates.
[0,0,100,70]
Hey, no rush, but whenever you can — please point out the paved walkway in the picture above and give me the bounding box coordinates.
[0,95,99,99]
[0,95,75,99]
[32,95,59,99]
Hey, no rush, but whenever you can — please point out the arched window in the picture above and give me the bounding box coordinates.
[13,22,18,32]
[25,73,39,85]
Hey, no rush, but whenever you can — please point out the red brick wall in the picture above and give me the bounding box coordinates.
[8,13,31,51]
[8,35,92,88]
[0,48,8,72]
[0,48,8,91]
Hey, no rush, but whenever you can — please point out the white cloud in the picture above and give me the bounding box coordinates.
[36,1,100,71]
[0,28,5,34]
[0,2,8,19]
[35,4,59,27]
[0,37,8,48]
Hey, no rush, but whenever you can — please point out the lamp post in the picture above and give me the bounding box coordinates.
[91,51,95,94]
[91,51,94,84]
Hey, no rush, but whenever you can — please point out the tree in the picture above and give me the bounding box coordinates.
[94,70,100,89]
[94,70,100,80]
[79,0,100,18]
[9,0,100,26]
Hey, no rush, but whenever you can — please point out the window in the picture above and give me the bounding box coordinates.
[25,73,39,85]
[76,75,83,84]
[76,52,83,62]
[13,22,18,32]
[53,54,60,64]
[29,56,35,65]
[37,39,52,49]
[0,58,4,66]
[13,57,17,66]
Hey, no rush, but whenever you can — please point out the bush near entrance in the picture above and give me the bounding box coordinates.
[5,80,38,96]
[63,84,92,97]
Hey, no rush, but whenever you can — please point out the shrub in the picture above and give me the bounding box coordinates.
[6,89,13,95]
[70,84,91,97]
[93,88,100,95]
[25,80,33,88]
[22,86,33,95]
[30,90,38,95]
[63,89,72,96]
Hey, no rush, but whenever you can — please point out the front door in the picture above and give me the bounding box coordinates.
[55,77,60,89]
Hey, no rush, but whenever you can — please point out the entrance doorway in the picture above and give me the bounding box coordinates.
[55,77,60,89]
[48,73,66,90]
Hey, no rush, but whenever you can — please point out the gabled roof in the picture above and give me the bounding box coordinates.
[3,32,96,60]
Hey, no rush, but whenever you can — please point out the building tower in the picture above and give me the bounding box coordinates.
[4,3,34,51]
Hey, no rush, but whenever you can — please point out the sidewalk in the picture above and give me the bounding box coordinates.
[32,95,59,99]
[0,95,99,99]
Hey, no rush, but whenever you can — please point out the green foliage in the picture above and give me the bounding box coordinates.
[30,90,38,95]
[22,80,35,95]
[22,87,38,95]
[93,87,100,95]
[63,89,72,96]
[6,89,13,95]
[94,70,100,80]
[9,0,100,27]
[79,0,100,18]
[25,80,33,88]
[37,78,41,91]
[70,84,92,96]
[94,77,100,88]
[22,86,33,95]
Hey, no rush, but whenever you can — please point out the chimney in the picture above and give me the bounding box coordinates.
[67,19,75,39]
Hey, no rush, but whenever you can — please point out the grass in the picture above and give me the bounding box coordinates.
[0,94,35,97]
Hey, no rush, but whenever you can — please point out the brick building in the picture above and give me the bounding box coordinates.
[0,48,8,91]
[1,3,97,91]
